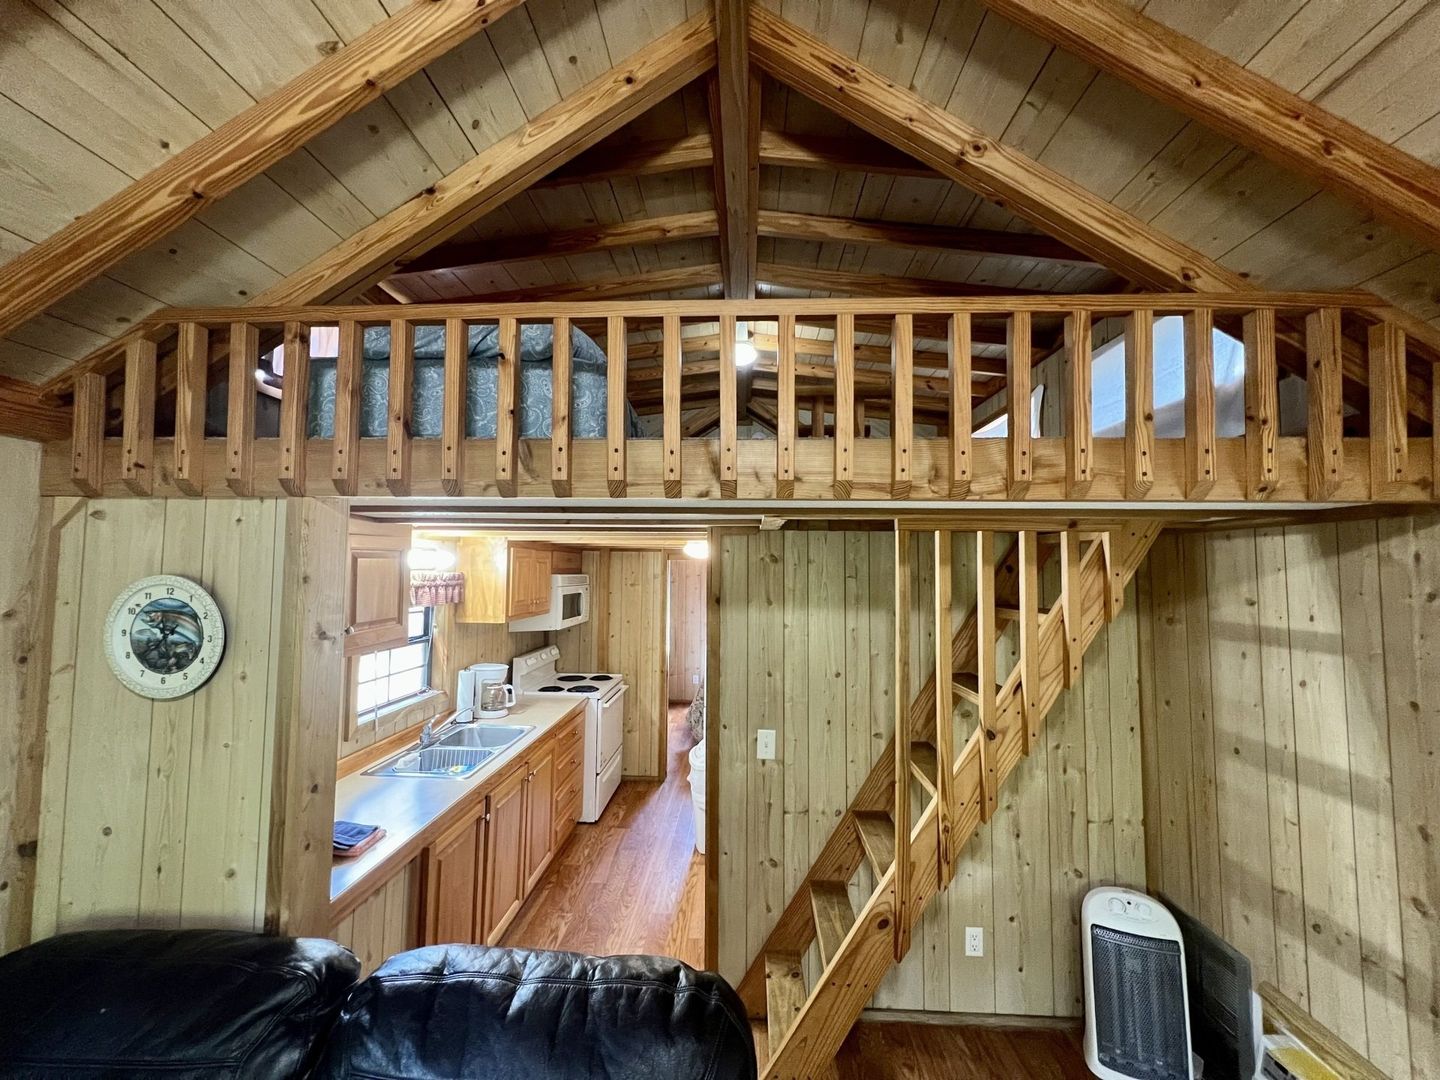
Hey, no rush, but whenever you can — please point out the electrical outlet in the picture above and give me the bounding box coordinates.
[965,927,984,957]
[756,729,776,760]
[692,673,701,684]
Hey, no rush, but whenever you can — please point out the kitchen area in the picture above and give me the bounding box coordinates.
[326,515,705,975]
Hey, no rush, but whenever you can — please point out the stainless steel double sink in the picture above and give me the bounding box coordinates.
[363,722,532,780]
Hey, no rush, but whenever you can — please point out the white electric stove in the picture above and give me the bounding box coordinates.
[512,645,627,823]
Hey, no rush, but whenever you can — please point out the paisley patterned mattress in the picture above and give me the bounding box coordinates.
[305,322,642,439]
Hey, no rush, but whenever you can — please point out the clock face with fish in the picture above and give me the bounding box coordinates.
[103,575,225,699]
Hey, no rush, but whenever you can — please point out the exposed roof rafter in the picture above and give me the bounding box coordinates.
[0,0,538,340]
[711,0,759,298]
[758,262,1050,298]
[757,210,1097,265]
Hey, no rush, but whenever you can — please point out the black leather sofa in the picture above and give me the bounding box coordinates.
[0,929,755,1080]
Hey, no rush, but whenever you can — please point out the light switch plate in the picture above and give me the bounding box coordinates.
[757,729,776,760]
[965,927,984,957]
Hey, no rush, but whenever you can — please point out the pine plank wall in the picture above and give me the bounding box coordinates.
[1138,518,1440,1080]
[712,529,1146,1016]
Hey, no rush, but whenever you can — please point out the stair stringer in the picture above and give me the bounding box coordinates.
[758,521,1164,1080]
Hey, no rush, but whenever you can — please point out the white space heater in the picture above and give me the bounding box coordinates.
[1082,886,1194,1080]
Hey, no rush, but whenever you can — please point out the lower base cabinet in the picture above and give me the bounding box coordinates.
[414,710,584,950]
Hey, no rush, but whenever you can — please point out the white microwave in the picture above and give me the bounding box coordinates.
[508,573,590,632]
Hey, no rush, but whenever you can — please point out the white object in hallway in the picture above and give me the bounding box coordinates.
[688,739,706,855]
[512,645,627,822]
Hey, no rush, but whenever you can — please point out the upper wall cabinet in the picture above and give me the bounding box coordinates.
[345,520,411,656]
[456,539,556,624]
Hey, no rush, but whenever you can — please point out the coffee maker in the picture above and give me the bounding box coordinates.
[457,662,514,719]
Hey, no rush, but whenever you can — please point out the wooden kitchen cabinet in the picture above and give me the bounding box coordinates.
[421,812,484,946]
[506,545,552,619]
[344,520,411,655]
[480,765,528,945]
[522,746,556,894]
[455,539,552,623]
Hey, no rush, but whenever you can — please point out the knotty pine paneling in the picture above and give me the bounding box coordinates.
[713,529,1144,1017]
[606,550,668,780]
[29,497,289,938]
[1137,517,1440,1080]
[666,557,706,703]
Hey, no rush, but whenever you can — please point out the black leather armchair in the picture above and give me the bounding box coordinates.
[0,928,359,1078]
[318,945,757,1080]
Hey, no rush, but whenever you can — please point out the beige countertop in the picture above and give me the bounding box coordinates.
[330,696,585,915]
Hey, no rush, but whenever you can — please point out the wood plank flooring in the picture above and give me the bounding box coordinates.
[835,1020,1089,1079]
[501,704,705,967]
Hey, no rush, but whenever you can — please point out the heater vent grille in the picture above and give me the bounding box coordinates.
[1091,924,1189,1080]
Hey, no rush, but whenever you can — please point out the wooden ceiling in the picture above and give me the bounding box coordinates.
[0,0,1438,391]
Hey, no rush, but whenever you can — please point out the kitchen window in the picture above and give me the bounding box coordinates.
[355,605,433,720]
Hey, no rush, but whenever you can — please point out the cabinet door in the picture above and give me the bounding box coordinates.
[481,766,528,945]
[456,536,508,624]
[507,547,552,618]
[345,521,411,655]
[523,747,556,893]
[421,812,483,946]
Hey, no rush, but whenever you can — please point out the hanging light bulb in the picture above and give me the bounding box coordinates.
[734,322,757,369]
[682,539,710,560]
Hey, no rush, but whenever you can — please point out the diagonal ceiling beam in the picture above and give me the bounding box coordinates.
[45,13,717,398]
[710,0,759,298]
[750,5,1243,294]
[391,210,719,276]
[0,0,537,340]
[758,210,1096,265]
[976,0,1440,255]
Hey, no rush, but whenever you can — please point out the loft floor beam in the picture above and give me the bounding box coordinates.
[977,0,1440,254]
[0,0,536,340]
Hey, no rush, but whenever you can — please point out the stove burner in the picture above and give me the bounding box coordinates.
[588,674,614,681]
[567,685,599,694]
[556,674,587,683]
[538,685,565,693]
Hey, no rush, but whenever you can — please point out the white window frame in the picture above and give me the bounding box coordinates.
[355,605,434,723]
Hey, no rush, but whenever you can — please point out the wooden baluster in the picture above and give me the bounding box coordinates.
[121,338,157,495]
[893,528,913,960]
[496,316,518,498]
[776,312,796,499]
[1433,366,1439,503]
[278,320,311,496]
[226,322,257,496]
[719,314,738,498]
[933,530,955,880]
[949,313,971,498]
[663,313,682,499]
[1367,321,1407,498]
[1006,312,1031,497]
[809,394,825,437]
[1060,531,1083,689]
[833,312,854,499]
[331,319,361,496]
[1065,309,1092,496]
[891,313,913,498]
[855,398,866,438]
[552,316,572,497]
[1018,530,1039,756]
[1243,308,1278,499]
[1125,310,1155,499]
[174,323,208,496]
[1306,307,1343,500]
[386,319,413,496]
[607,315,627,497]
[1184,308,1215,498]
[975,530,997,822]
[70,372,105,496]
[442,317,467,497]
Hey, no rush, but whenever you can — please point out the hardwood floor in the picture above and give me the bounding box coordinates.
[501,704,705,967]
[835,1020,1090,1080]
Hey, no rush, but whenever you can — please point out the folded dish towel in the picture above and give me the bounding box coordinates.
[333,821,384,858]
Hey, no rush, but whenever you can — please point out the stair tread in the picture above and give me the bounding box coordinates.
[764,952,806,1052]
[810,881,856,969]
[909,741,938,794]
[851,811,896,879]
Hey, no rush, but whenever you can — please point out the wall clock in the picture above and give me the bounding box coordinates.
[103,575,225,700]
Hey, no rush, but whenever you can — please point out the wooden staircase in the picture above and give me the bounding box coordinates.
[736,521,1164,1079]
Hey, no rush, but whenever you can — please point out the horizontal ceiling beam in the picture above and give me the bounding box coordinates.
[758,209,1096,264]
[625,329,1007,374]
[757,261,1050,298]
[392,210,719,276]
[0,0,536,340]
[536,132,715,186]
[445,262,721,303]
[977,0,1440,255]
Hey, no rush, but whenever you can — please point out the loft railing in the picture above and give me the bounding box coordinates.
[55,293,1438,504]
